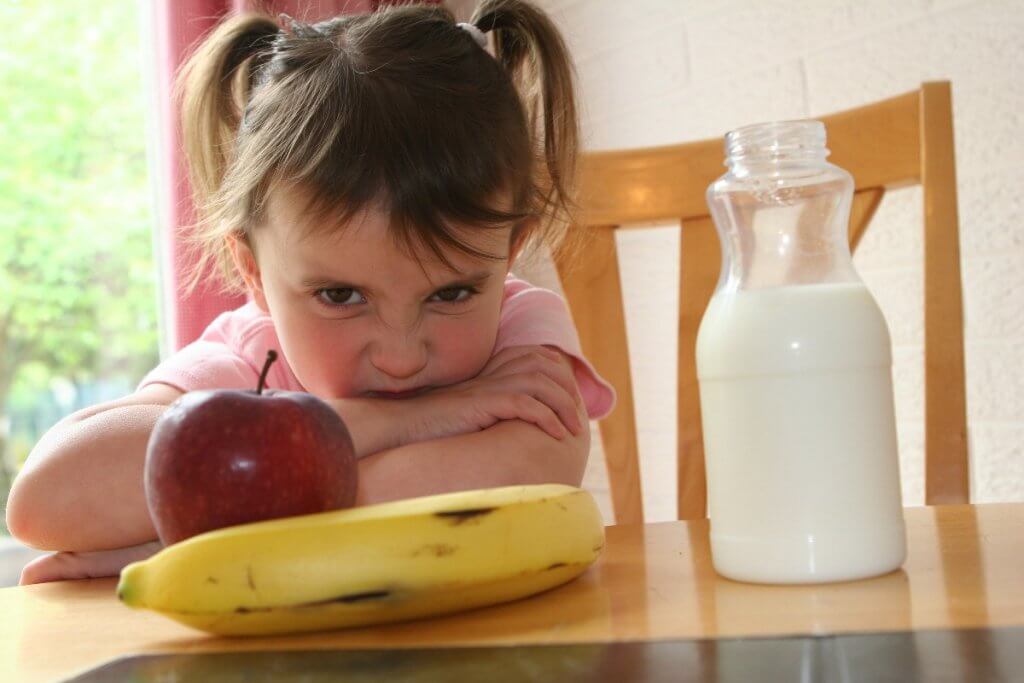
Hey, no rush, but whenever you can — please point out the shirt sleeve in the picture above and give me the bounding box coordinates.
[137,340,261,393]
[496,278,617,420]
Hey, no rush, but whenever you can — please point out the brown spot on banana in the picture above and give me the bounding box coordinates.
[434,507,496,524]
[330,590,392,604]
[412,543,457,557]
[231,590,393,614]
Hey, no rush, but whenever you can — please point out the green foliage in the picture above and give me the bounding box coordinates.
[0,0,161,532]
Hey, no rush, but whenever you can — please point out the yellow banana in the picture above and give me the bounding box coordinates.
[118,484,605,637]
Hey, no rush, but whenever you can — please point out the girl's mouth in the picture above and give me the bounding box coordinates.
[365,388,428,400]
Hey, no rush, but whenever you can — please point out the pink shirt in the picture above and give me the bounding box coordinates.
[140,276,615,420]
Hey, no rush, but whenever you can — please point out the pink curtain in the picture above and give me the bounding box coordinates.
[151,1,375,352]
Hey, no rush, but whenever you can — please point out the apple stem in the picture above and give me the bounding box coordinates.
[257,350,278,395]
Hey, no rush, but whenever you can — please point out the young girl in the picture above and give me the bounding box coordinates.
[8,0,613,584]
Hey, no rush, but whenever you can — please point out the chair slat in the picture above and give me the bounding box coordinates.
[827,91,921,191]
[558,228,644,524]
[921,82,970,504]
[849,188,886,252]
[677,216,720,520]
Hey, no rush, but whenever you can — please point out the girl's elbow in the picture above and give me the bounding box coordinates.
[5,474,51,550]
[6,458,84,551]
[561,422,591,487]
[525,419,590,487]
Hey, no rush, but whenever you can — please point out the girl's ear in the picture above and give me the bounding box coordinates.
[227,232,270,312]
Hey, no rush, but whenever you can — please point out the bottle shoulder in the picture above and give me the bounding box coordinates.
[709,162,852,195]
[696,283,892,378]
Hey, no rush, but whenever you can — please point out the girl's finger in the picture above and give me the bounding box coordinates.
[488,351,582,409]
[490,373,581,436]
[501,394,568,440]
[522,373,583,436]
[478,345,546,377]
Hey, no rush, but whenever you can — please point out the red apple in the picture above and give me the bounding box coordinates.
[144,350,357,545]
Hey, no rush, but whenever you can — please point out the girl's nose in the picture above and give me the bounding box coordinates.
[370,333,428,381]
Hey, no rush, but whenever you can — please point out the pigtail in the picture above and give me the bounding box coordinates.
[176,14,279,212]
[472,0,580,250]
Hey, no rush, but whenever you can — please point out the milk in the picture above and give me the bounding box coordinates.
[696,282,906,583]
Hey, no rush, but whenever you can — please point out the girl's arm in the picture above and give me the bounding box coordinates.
[11,348,589,581]
[355,349,590,505]
[19,404,590,586]
[7,380,431,551]
[3,386,452,552]
[356,400,590,506]
[6,383,184,552]
[19,541,163,585]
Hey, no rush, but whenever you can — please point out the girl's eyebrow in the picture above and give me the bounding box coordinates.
[301,270,493,293]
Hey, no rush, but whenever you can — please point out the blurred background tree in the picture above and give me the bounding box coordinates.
[0,0,159,534]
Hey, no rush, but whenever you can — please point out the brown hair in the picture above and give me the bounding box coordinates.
[177,0,579,295]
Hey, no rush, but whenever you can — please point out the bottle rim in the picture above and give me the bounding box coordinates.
[725,120,828,164]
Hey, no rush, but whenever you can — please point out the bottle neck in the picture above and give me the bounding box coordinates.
[724,121,829,177]
[708,120,859,290]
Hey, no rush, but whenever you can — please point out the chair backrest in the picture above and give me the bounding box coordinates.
[555,81,968,524]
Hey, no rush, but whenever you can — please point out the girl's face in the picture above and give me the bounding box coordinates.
[230,187,518,400]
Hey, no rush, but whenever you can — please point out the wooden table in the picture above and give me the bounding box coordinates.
[2,504,1022,682]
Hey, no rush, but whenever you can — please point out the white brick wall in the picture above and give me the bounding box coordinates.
[523,0,1024,523]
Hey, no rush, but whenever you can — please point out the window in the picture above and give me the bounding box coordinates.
[0,0,159,534]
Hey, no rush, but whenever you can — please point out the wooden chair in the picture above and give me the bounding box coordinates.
[556,81,968,524]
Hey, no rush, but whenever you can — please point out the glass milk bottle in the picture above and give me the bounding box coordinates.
[696,120,906,584]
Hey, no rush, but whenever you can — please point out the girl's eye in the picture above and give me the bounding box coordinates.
[314,286,476,308]
[430,286,476,304]
[316,288,365,307]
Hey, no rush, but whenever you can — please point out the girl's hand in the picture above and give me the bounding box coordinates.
[18,540,162,585]
[399,345,584,444]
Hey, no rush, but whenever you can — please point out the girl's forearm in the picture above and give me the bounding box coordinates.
[329,397,405,458]
[7,404,164,552]
[11,395,420,553]
[19,541,163,585]
[355,418,590,506]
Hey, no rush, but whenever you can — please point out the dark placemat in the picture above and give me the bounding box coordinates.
[64,626,1024,682]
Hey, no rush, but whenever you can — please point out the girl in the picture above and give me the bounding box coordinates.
[8,0,613,584]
